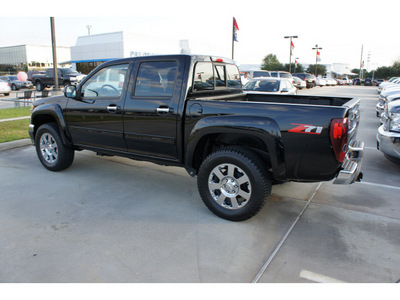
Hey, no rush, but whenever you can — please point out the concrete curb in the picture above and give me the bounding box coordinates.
[0,116,30,122]
[0,139,32,151]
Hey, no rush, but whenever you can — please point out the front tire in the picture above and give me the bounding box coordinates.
[35,123,74,171]
[197,147,271,221]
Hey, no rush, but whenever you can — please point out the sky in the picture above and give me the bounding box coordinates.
[1,0,399,70]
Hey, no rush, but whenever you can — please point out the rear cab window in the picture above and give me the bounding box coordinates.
[193,61,241,92]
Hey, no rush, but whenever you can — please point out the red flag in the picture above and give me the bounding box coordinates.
[233,17,239,42]
[291,41,295,51]
[234,18,239,31]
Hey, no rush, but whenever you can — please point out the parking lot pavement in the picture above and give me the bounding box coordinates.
[1,86,399,283]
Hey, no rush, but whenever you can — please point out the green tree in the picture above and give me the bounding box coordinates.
[371,60,400,80]
[306,64,327,76]
[261,54,283,71]
[283,63,304,73]
[351,68,369,79]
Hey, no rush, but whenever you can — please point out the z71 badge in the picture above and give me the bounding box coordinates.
[288,123,323,134]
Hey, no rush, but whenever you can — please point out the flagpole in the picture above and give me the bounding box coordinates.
[284,35,298,73]
[359,44,363,80]
[232,17,235,60]
[312,44,322,77]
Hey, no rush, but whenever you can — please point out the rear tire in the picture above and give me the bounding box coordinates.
[35,81,43,91]
[35,123,74,171]
[197,147,271,221]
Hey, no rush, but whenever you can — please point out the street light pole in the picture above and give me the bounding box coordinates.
[312,44,323,77]
[284,35,298,73]
[50,17,60,91]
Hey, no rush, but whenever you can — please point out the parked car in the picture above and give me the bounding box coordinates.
[364,78,373,86]
[336,78,346,85]
[324,78,337,86]
[32,68,86,91]
[270,71,293,82]
[377,99,400,164]
[27,70,45,82]
[376,89,400,117]
[292,73,316,88]
[316,78,326,87]
[292,76,306,89]
[0,79,11,96]
[378,78,400,93]
[243,77,297,95]
[0,75,33,90]
[373,79,385,86]
[342,77,352,85]
[240,70,271,80]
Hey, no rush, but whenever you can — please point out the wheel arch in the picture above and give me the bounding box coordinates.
[184,115,286,180]
[31,103,72,147]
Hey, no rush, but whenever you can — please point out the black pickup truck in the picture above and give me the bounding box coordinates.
[29,54,364,221]
[32,68,86,91]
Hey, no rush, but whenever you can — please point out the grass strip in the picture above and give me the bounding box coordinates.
[0,107,31,120]
[0,119,30,143]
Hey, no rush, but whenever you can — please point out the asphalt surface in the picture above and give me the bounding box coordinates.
[0,85,399,283]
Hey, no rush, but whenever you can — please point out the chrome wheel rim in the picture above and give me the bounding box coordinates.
[208,163,251,210]
[39,133,58,164]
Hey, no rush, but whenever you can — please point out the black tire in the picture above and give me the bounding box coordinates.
[197,147,271,221]
[35,123,74,171]
[11,84,17,90]
[35,81,43,91]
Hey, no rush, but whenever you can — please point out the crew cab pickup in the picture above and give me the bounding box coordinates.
[32,68,86,91]
[29,54,364,221]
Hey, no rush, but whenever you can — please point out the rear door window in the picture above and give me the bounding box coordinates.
[133,61,177,97]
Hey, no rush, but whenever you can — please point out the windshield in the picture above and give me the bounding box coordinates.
[279,73,292,78]
[253,71,270,77]
[9,76,18,80]
[243,79,280,92]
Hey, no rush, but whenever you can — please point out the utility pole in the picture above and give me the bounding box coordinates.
[284,35,298,73]
[312,44,323,77]
[50,17,60,91]
[359,44,364,80]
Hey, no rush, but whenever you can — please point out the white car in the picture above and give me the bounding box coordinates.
[342,77,352,85]
[292,76,306,89]
[377,99,400,164]
[378,78,400,93]
[316,78,326,86]
[243,77,297,95]
[0,79,11,96]
[325,78,337,86]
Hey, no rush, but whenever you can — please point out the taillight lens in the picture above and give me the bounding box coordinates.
[330,118,349,162]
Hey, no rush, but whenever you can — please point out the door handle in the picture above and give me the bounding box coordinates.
[106,105,120,112]
[156,107,171,114]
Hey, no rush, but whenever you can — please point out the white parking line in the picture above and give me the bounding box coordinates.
[359,181,400,191]
[252,183,322,283]
[299,270,346,283]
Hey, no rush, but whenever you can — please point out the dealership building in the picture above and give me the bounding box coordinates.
[0,45,70,74]
[70,31,219,74]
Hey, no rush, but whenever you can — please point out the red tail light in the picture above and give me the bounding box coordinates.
[330,118,349,162]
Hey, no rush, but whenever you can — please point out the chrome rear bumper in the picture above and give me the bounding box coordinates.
[333,140,364,184]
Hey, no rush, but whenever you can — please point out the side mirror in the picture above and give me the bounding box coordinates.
[64,85,77,98]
